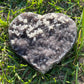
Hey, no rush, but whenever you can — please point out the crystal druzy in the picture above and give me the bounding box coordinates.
[8,12,77,74]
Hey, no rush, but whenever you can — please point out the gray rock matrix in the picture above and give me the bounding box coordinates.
[8,12,77,74]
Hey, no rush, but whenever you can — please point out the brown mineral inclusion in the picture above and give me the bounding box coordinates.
[8,12,77,74]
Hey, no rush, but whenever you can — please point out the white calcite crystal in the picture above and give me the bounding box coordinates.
[23,19,27,23]
[8,12,77,74]
[18,15,23,21]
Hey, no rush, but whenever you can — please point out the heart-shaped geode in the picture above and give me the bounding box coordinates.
[8,12,77,74]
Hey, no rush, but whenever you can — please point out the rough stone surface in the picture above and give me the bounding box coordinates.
[8,12,77,74]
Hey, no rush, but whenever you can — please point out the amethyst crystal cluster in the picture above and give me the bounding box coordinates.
[8,12,77,74]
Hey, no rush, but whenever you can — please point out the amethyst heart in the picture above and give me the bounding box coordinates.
[8,12,77,74]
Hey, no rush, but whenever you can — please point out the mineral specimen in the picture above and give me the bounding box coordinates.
[8,12,77,74]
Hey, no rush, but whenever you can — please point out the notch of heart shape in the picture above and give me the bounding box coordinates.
[8,12,77,74]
